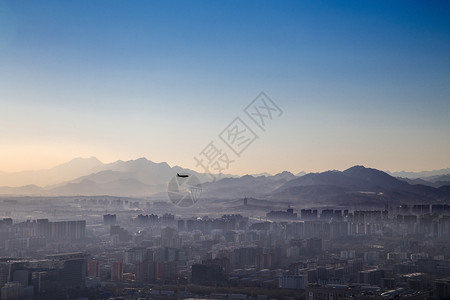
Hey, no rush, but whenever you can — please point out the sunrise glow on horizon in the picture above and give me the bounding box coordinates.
[1,0,449,175]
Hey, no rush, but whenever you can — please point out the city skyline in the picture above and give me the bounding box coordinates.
[1,0,449,175]
[1,1,450,299]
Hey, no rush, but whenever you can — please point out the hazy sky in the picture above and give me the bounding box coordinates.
[0,0,449,175]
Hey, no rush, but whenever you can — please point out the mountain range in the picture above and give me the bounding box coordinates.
[201,166,450,206]
[0,158,449,206]
[0,157,214,197]
[0,157,104,187]
[387,168,450,179]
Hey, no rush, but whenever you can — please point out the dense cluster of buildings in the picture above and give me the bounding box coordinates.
[0,219,85,256]
[0,253,86,300]
[0,199,449,299]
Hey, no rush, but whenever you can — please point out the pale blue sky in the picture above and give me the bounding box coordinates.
[0,0,449,174]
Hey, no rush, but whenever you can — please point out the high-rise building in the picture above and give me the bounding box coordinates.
[1,282,24,300]
[111,262,123,282]
[88,261,100,278]
[103,214,117,225]
[0,262,8,287]
[46,253,87,289]
[12,270,29,287]
[279,274,307,290]
[435,277,450,300]
[135,261,155,284]
[36,219,85,241]
[124,247,146,264]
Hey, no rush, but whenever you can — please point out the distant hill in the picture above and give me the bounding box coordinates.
[201,171,297,199]
[295,171,307,177]
[421,174,450,183]
[0,157,103,187]
[0,160,449,207]
[203,166,450,206]
[271,166,450,206]
[46,158,213,197]
[398,176,450,188]
[251,172,273,177]
[387,168,450,179]
[0,158,230,197]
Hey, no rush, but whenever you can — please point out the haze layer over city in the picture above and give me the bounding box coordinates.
[0,1,449,300]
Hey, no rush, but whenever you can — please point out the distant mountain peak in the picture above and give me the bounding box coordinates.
[134,157,149,162]
[70,156,101,162]
[272,171,296,180]
[251,172,272,177]
[344,165,390,177]
[295,171,306,177]
[0,156,105,187]
[387,168,450,179]
[346,165,366,170]
[276,171,294,176]
[1,161,449,203]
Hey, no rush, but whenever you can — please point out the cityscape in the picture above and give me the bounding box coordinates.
[0,165,450,299]
[1,0,450,299]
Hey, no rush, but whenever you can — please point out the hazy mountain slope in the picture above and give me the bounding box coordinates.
[44,158,215,196]
[1,160,449,205]
[0,184,45,196]
[280,171,363,189]
[88,157,217,184]
[0,157,224,196]
[398,177,450,188]
[342,166,410,190]
[398,177,434,186]
[49,178,163,197]
[422,174,450,183]
[278,166,411,193]
[0,157,103,187]
[271,166,450,206]
[201,172,296,198]
[387,168,450,179]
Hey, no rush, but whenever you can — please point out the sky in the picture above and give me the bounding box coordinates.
[0,0,449,175]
